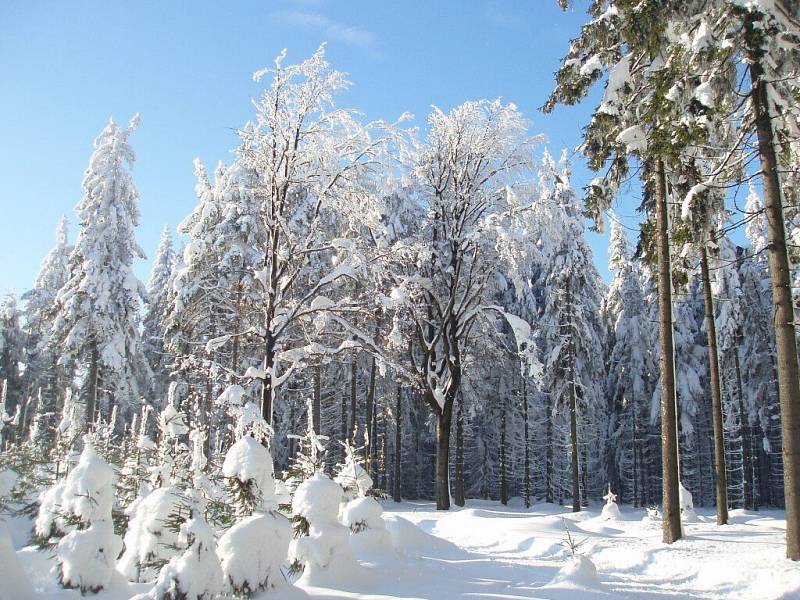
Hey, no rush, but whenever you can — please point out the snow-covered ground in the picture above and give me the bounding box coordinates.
[4,499,799,600]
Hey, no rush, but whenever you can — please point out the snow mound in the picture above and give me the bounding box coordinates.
[383,514,458,558]
[218,511,291,595]
[342,497,393,558]
[547,555,604,590]
[0,523,37,600]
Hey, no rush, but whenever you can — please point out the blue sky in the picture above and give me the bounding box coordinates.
[0,0,643,296]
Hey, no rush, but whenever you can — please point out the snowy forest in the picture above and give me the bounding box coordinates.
[1,1,800,599]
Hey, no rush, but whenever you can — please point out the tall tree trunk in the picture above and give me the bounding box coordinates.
[87,342,99,430]
[365,352,377,472]
[435,396,453,510]
[454,394,465,507]
[567,282,581,513]
[746,28,800,558]
[546,392,554,503]
[349,355,357,443]
[393,383,402,503]
[734,335,753,510]
[655,160,682,543]
[633,393,640,507]
[313,364,321,434]
[500,399,508,506]
[260,327,275,424]
[700,245,729,525]
[522,375,531,508]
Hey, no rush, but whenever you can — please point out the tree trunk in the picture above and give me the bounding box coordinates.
[349,356,357,443]
[435,396,453,510]
[260,328,275,424]
[747,30,800,559]
[365,353,377,472]
[700,245,729,525]
[86,342,99,430]
[500,400,508,506]
[734,335,753,510]
[655,160,682,543]
[523,375,531,509]
[393,383,402,503]
[546,392,554,503]
[567,282,581,513]
[313,365,321,434]
[454,394,465,507]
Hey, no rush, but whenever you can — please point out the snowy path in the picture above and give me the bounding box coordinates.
[303,500,800,600]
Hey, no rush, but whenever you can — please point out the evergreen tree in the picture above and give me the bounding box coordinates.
[50,116,150,427]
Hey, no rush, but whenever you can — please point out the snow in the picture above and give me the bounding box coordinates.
[616,125,648,153]
[547,554,604,590]
[0,522,36,600]
[118,486,182,582]
[217,511,291,595]
[58,521,122,594]
[7,498,800,599]
[222,435,276,510]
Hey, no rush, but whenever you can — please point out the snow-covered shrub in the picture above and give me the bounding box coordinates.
[146,515,223,600]
[34,480,66,543]
[54,440,122,594]
[289,473,355,580]
[342,496,392,557]
[548,555,603,590]
[217,432,290,597]
[118,486,183,582]
[600,484,622,521]
[334,439,372,501]
[218,511,291,596]
[679,481,697,522]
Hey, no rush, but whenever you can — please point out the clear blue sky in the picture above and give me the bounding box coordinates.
[0,0,643,296]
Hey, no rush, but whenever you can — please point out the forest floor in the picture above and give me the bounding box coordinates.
[4,499,799,599]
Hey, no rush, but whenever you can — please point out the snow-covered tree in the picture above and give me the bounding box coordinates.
[50,115,150,427]
[143,225,175,404]
[52,439,122,594]
[217,412,291,597]
[0,293,24,425]
[534,153,606,510]
[387,99,539,510]
[22,216,73,419]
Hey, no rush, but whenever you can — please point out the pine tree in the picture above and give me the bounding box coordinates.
[143,226,175,404]
[50,116,150,427]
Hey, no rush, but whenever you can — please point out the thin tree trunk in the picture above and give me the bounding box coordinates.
[700,245,729,525]
[546,393,554,503]
[87,342,99,430]
[655,160,682,543]
[260,327,275,424]
[313,364,321,434]
[365,352,377,471]
[734,336,753,510]
[523,375,531,508]
[567,282,580,513]
[349,356,357,443]
[500,399,508,506]
[454,394,465,507]
[393,383,402,503]
[746,30,800,559]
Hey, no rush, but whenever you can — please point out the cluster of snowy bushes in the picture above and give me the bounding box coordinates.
[2,396,391,598]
